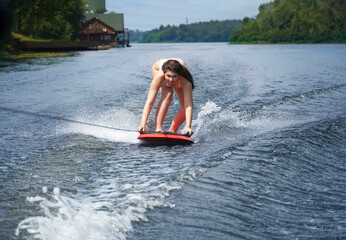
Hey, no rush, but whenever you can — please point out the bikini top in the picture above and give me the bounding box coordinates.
[159,58,184,70]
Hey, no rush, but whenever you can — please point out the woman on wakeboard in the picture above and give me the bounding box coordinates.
[137,59,194,136]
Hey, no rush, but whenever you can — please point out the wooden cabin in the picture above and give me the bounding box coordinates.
[81,17,116,44]
[81,13,129,47]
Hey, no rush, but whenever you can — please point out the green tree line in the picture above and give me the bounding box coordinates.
[0,0,15,51]
[230,0,346,43]
[9,0,85,41]
[135,20,242,43]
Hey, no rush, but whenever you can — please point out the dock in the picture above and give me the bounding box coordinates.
[13,40,109,52]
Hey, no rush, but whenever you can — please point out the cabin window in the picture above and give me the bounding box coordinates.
[89,24,92,30]
[104,35,111,40]
[96,24,100,32]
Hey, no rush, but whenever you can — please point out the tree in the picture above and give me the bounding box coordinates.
[137,20,242,43]
[12,0,85,40]
[230,0,346,43]
[0,0,15,52]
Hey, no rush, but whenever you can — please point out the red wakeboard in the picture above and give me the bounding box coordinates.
[138,131,194,145]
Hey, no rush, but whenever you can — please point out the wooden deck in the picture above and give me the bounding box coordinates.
[15,40,102,52]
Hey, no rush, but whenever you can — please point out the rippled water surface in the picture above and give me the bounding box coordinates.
[0,43,345,239]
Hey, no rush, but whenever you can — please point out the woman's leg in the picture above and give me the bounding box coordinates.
[155,86,173,132]
[169,88,185,132]
[169,108,185,132]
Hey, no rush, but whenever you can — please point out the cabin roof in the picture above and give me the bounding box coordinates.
[84,17,116,33]
[85,13,124,32]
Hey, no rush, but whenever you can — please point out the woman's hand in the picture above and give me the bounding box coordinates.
[185,127,193,137]
[137,125,145,133]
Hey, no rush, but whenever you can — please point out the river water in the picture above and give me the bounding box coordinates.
[0,43,345,239]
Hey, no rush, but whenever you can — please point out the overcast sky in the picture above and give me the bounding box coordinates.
[106,0,273,31]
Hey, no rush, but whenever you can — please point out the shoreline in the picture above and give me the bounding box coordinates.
[1,51,73,60]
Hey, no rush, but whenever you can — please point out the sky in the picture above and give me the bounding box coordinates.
[106,0,273,31]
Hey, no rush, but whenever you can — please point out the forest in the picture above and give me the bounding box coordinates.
[10,0,85,41]
[134,20,243,43]
[230,0,346,43]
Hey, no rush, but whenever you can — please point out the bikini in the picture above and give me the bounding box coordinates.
[159,58,183,69]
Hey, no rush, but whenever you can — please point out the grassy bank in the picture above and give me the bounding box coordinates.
[11,32,61,42]
[3,51,72,59]
[0,33,73,59]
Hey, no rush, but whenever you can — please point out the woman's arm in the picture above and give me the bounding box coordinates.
[183,81,193,135]
[137,73,162,132]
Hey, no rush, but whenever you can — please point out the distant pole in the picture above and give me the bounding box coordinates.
[186,16,188,25]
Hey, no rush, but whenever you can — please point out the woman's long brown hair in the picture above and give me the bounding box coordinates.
[162,60,194,89]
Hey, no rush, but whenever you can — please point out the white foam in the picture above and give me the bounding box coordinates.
[193,100,221,139]
[16,187,132,240]
[233,112,309,134]
[58,108,139,143]
[15,180,184,239]
[192,100,308,139]
[15,160,206,240]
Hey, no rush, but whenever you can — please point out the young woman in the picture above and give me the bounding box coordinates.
[137,58,194,136]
